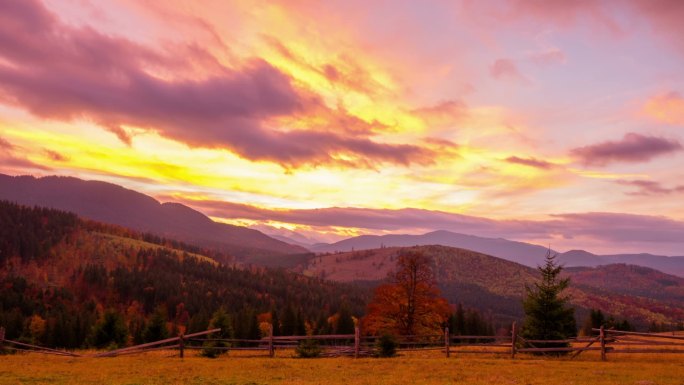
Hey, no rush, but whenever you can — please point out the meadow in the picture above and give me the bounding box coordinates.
[1,350,683,385]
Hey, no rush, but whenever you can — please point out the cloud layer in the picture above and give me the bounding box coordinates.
[570,133,682,166]
[0,0,434,169]
[175,198,684,255]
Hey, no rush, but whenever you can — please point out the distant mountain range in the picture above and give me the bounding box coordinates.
[0,174,307,264]
[300,245,684,328]
[2,173,682,276]
[310,230,684,277]
[558,250,684,278]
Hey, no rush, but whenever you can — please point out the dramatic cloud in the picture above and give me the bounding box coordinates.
[0,137,51,172]
[549,212,684,246]
[570,133,682,166]
[0,0,433,168]
[616,179,684,196]
[643,92,684,125]
[505,156,555,170]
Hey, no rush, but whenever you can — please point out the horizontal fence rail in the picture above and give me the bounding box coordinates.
[591,328,684,357]
[1,325,682,361]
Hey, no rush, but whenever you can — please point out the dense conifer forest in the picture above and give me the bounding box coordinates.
[0,201,373,348]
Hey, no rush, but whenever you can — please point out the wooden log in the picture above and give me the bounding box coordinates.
[608,349,684,354]
[450,335,510,340]
[94,328,220,357]
[3,339,80,357]
[511,322,517,359]
[451,343,512,347]
[593,328,684,341]
[517,347,604,352]
[600,326,607,361]
[610,341,684,346]
[444,327,450,358]
[271,334,355,341]
[113,344,180,357]
[354,327,360,359]
[570,336,599,360]
[189,338,265,343]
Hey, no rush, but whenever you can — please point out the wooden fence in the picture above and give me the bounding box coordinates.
[2,325,683,360]
[595,328,684,358]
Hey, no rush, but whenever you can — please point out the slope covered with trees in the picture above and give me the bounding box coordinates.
[0,174,308,265]
[303,245,684,330]
[0,201,368,348]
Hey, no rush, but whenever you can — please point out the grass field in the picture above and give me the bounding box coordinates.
[1,350,683,385]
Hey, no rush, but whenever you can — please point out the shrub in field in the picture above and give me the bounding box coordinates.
[295,339,321,358]
[201,308,233,358]
[376,333,397,357]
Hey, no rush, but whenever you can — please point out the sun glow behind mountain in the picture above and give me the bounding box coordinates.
[1,0,683,254]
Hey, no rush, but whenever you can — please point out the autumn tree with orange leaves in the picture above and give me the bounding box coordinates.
[363,250,450,336]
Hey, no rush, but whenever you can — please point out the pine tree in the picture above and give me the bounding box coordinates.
[89,309,128,349]
[336,303,355,334]
[143,306,169,343]
[270,310,281,336]
[521,250,576,354]
[201,308,233,358]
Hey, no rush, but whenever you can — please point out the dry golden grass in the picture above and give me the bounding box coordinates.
[1,349,683,385]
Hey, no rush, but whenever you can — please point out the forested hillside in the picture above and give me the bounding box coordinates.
[303,246,684,329]
[0,201,368,348]
[0,174,309,264]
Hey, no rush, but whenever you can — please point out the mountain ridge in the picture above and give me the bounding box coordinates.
[0,174,307,263]
[311,230,684,277]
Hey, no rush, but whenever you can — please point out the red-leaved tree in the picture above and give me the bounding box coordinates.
[363,250,450,336]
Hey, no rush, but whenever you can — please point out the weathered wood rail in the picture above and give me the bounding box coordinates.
[2,325,682,360]
[593,328,684,358]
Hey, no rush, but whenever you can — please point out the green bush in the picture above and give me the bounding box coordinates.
[375,333,397,357]
[201,308,233,358]
[295,339,321,358]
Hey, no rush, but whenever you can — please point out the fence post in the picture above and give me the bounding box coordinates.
[600,325,606,361]
[0,326,5,352]
[443,327,450,358]
[354,327,360,358]
[511,322,517,359]
[268,324,274,358]
[179,333,185,358]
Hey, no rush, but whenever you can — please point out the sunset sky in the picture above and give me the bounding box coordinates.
[1,0,683,255]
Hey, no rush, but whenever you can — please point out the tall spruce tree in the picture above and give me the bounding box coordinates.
[521,250,576,353]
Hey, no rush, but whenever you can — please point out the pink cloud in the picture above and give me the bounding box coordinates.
[643,92,684,125]
[0,137,52,172]
[168,197,684,255]
[528,48,566,66]
[0,0,434,169]
[489,58,529,84]
[505,156,555,170]
[570,133,682,166]
[616,179,684,196]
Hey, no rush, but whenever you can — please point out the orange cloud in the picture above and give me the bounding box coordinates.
[643,92,684,125]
